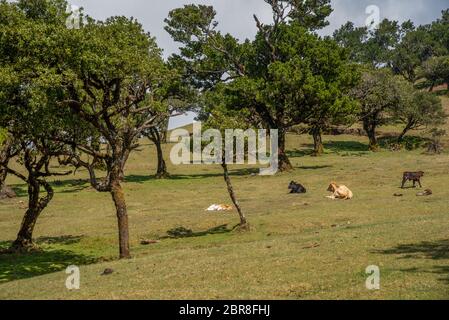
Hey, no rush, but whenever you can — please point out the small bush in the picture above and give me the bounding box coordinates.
[379,135,428,151]
[425,128,446,154]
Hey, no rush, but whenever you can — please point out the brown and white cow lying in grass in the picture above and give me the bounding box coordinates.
[206,204,233,212]
[326,182,353,200]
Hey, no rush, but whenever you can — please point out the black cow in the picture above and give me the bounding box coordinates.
[288,181,307,194]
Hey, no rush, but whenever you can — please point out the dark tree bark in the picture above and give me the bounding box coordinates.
[278,129,293,172]
[397,120,416,143]
[118,149,130,182]
[6,145,66,252]
[221,157,249,231]
[363,119,379,151]
[0,152,7,191]
[311,127,324,156]
[0,167,7,193]
[147,128,169,179]
[154,139,169,179]
[11,177,53,251]
[0,164,10,199]
[0,138,16,199]
[254,102,294,173]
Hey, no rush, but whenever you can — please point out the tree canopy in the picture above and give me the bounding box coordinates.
[0,0,80,250]
[165,1,359,171]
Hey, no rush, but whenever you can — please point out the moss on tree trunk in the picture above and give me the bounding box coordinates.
[110,168,131,259]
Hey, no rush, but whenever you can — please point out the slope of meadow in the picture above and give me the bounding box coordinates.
[0,94,449,300]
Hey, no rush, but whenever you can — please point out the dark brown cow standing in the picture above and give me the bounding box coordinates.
[401,171,424,189]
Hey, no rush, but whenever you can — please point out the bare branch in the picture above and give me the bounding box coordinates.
[253,14,277,62]
[5,167,27,183]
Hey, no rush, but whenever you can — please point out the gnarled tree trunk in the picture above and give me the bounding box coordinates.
[118,150,130,181]
[397,120,415,143]
[311,127,324,156]
[155,140,169,179]
[0,157,7,192]
[110,165,131,259]
[69,150,132,259]
[0,138,16,199]
[0,166,10,199]
[278,129,293,172]
[11,177,53,251]
[363,120,379,151]
[147,128,169,179]
[221,158,249,231]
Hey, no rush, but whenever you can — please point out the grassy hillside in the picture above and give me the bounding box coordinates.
[0,94,449,300]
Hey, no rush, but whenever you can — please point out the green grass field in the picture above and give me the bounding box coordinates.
[1,94,449,300]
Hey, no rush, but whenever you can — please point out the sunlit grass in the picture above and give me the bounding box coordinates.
[1,97,449,299]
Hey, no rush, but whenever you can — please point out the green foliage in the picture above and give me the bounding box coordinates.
[0,0,75,145]
[391,26,441,82]
[351,68,407,150]
[334,19,402,68]
[165,3,359,166]
[17,0,69,24]
[335,10,449,85]
[164,4,216,44]
[352,67,446,147]
[394,90,446,136]
[278,0,333,31]
[200,87,253,133]
[426,128,446,154]
[227,22,359,129]
[430,9,449,54]
[61,15,178,160]
[0,0,186,258]
[365,19,401,67]
[0,128,6,145]
[418,55,449,90]
[333,22,368,63]
[390,9,449,84]
[0,0,88,252]
[353,69,403,125]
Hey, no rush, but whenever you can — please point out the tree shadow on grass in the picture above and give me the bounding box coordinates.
[6,179,91,198]
[324,141,370,153]
[298,165,333,170]
[286,149,313,158]
[375,239,449,283]
[51,179,91,194]
[0,235,98,283]
[295,141,370,156]
[126,168,260,183]
[162,224,233,239]
[378,135,429,151]
[398,266,449,284]
[430,266,449,283]
[35,235,85,246]
[375,239,449,260]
